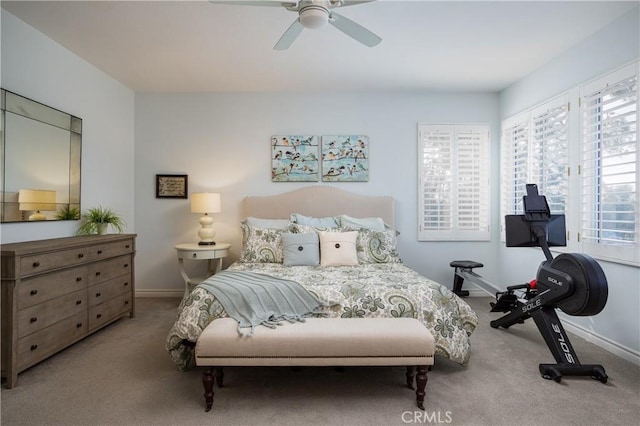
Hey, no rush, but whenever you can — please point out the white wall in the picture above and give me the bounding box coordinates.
[134,92,500,294]
[498,7,640,361]
[0,11,135,243]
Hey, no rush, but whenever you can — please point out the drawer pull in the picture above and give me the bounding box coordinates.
[124,300,129,305]
[97,250,103,254]
[76,323,83,328]
[192,253,198,258]
[124,282,129,287]
[32,261,40,268]
[76,277,82,282]
[96,314,102,319]
[125,244,130,249]
[78,253,84,258]
[124,264,129,268]
[95,272,101,276]
[76,300,82,305]
[30,317,38,323]
[30,344,38,351]
[96,292,102,297]
[30,290,38,296]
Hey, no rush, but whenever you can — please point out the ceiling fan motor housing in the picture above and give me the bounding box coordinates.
[299,4,330,28]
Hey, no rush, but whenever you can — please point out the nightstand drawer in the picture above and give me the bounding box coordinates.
[17,266,88,310]
[179,248,228,259]
[17,289,87,338]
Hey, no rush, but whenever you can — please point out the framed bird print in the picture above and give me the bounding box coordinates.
[321,135,369,182]
[271,135,319,182]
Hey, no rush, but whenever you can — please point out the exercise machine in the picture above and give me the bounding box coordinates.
[451,184,609,383]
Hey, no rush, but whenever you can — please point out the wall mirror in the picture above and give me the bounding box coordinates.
[0,89,82,223]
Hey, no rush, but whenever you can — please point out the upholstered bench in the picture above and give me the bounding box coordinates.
[195,317,435,411]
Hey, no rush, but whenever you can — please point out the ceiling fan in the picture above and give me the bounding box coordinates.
[211,0,381,50]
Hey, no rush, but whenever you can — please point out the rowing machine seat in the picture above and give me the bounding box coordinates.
[450,260,484,269]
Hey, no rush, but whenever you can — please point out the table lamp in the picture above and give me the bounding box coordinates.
[191,192,221,245]
[18,189,57,221]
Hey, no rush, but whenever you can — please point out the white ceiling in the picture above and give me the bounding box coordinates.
[2,1,638,93]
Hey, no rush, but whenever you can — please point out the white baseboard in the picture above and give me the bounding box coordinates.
[136,289,183,298]
[561,318,640,366]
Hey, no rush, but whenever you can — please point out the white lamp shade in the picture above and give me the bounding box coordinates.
[18,189,57,211]
[191,193,221,214]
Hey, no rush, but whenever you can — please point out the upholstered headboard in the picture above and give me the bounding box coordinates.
[243,186,395,229]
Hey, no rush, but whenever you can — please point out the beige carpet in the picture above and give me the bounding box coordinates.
[1,297,638,426]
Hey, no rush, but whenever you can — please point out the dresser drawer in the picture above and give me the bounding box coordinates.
[87,255,133,286]
[17,311,87,371]
[89,276,133,307]
[17,266,88,310]
[17,289,87,338]
[91,239,134,259]
[19,247,95,276]
[89,292,132,330]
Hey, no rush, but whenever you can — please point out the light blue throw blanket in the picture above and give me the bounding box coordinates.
[197,270,323,336]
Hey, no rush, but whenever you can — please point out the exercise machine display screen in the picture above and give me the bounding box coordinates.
[505,214,567,247]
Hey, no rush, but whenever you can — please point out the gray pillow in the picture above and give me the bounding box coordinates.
[282,232,320,266]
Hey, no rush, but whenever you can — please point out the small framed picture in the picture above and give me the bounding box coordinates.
[156,174,188,199]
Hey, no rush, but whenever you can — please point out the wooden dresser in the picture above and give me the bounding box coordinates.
[1,234,136,388]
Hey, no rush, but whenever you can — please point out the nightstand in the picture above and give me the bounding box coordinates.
[175,242,231,295]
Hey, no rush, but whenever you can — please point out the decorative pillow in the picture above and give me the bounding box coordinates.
[282,232,320,266]
[319,231,359,267]
[353,228,402,264]
[338,214,386,231]
[291,213,339,228]
[238,223,284,263]
[290,223,337,234]
[244,217,291,230]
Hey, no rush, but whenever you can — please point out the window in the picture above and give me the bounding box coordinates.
[501,95,569,221]
[500,61,639,266]
[579,62,639,264]
[418,124,490,241]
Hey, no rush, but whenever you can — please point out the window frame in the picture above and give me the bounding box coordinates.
[418,123,491,241]
[500,60,639,267]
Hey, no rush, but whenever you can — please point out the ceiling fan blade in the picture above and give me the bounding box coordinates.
[274,19,304,50]
[209,1,298,8]
[330,0,376,8]
[329,12,381,47]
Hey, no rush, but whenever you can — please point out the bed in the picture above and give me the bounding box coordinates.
[166,186,478,370]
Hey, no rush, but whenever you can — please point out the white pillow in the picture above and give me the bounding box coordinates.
[338,214,386,231]
[244,217,291,229]
[319,231,359,267]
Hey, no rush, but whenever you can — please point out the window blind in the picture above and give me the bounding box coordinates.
[418,124,490,241]
[580,63,639,264]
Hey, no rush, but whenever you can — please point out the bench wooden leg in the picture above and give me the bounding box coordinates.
[215,367,224,388]
[405,366,415,389]
[415,365,428,411]
[202,368,215,412]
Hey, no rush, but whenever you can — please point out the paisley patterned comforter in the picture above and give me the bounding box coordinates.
[166,262,478,370]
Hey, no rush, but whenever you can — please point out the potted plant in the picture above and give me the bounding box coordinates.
[76,205,125,235]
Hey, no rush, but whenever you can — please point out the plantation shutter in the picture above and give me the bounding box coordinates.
[501,114,530,219]
[418,124,490,241]
[530,96,569,215]
[579,62,639,264]
[500,96,569,241]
